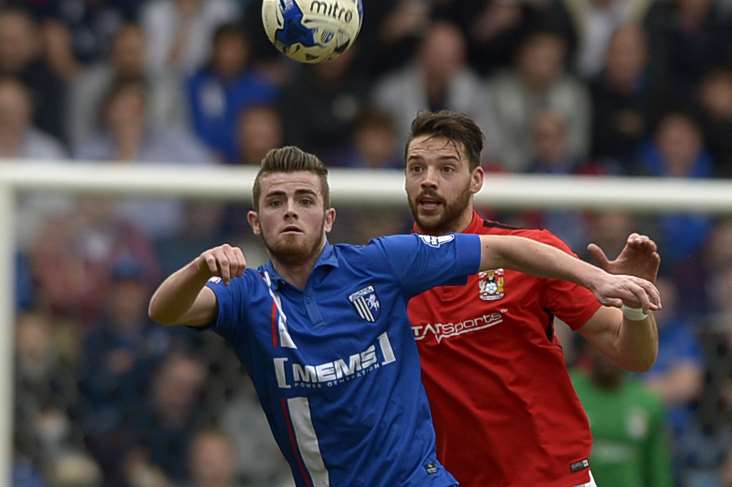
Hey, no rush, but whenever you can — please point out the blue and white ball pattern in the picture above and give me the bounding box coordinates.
[262,0,363,63]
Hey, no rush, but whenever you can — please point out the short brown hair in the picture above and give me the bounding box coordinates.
[406,111,484,170]
[252,146,330,210]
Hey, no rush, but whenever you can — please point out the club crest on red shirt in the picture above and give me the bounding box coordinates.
[478,269,505,301]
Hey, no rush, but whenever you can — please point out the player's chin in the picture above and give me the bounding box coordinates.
[274,237,305,252]
[416,211,445,230]
[270,241,311,263]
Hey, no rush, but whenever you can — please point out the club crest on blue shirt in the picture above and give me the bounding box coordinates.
[418,234,455,248]
[348,285,381,323]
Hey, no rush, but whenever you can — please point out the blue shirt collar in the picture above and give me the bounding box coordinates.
[262,242,338,290]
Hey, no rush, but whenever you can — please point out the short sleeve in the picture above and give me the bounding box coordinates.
[539,232,601,330]
[205,270,253,342]
[374,233,482,297]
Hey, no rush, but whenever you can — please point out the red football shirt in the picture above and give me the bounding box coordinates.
[408,212,601,487]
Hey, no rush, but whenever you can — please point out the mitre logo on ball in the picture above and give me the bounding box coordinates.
[262,0,363,64]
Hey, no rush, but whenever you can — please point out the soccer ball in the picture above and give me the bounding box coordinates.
[261,0,363,64]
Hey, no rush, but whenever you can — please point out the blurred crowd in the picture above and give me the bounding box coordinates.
[3,0,732,486]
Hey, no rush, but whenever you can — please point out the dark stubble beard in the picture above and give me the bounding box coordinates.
[407,184,472,236]
[263,218,326,266]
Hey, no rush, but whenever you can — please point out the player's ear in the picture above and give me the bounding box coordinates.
[247,210,262,235]
[324,208,336,233]
[470,165,484,195]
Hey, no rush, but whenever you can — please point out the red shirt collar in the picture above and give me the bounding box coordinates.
[412,210,484,235]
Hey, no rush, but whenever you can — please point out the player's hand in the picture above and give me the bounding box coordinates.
[587,233,661,283]
[590,272,662,313]
[194,244,246,284]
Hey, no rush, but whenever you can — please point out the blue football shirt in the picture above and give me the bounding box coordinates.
[206,233,481,487]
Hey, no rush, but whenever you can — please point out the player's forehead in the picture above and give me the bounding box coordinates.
[260,171,323,197]
[407,135,466,163]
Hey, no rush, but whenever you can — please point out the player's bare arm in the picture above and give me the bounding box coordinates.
[479,234,662,313]
[578,233,662,372]
[148,244,246,327]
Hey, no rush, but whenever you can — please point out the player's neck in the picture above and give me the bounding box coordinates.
[451,205,476,233]
[271,242,326,290]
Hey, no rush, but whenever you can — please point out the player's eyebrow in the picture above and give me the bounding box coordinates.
[407,154,460,163]
[265,188,319,199]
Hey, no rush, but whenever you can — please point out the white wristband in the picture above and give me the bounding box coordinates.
[622,305,648,321]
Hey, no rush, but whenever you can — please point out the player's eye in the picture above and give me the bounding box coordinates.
[300,197,315,207]
[408,164,424,175]
[267,198,283,208]
[442,165,456,174]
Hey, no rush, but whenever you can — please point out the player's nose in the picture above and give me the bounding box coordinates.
[420,167,439,189]
[284,199,299,218]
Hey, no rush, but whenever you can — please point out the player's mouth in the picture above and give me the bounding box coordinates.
[417,196,444,213]
[281,225,304,235]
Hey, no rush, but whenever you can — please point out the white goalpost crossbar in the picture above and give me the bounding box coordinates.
[1,162,732,485]
[3,163,732,211]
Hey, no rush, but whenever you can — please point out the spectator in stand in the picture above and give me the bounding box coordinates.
[373,21,494,148]
[431,0,576,77]
[77,77,207,165]
[571,346,673,487]
[582,211,637,263]
[0,77,65,159]
[529,110,604,175]
[280,46,369,155]
[127,353,206,483]
[0,6,66,142]
[590,23,668,168]
[558,210,646,362]
[0,77,73,249]
[76,78,211,238]
[219,381,294,487]
[697,66,732,177]
[187,23,277,163]
[37,0,143,82]
[357,0,429,79]
[329,106,402,169]
[488,29,590,172]
[642,277,703,441]
[235,104,283,166]
[638,110,713,179]
[213,104,285,243]
[637,112,714,268]
[185,429,239,487]
[27,203,159,322]
[525,110,595,249]
[15,311,81,471]
[323,106,408,244]
[80,258,172,485]
[142,0,240,76]
[68,22,186,148]
[155,201,233,277]
[644,0,732,98]
[564,0,652,78]
[680,219,732,317]
[705,219,732,272]
[690,266,732,486]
